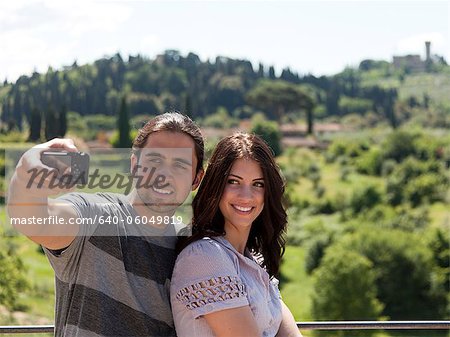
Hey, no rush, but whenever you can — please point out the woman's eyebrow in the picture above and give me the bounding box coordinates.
[229,173,264,181]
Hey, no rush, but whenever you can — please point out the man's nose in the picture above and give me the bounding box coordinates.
[156,164,175,183]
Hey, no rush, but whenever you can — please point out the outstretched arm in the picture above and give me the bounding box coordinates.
[7,138,80,249]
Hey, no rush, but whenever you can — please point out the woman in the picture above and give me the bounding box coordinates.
[171,132,302,337]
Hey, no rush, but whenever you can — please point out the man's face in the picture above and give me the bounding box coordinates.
[131,131,201,214]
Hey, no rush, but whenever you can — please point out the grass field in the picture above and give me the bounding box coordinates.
[280,245,312,322]
[361,71,450,106]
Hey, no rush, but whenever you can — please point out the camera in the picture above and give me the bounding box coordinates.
[41,151,90,185]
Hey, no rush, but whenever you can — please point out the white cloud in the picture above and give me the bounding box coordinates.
[0,30,47,80]
[139,35,160,51]
[0,0,133,81]
[0,0,40,26]
[41,0,133,37]
[0,28,80,80]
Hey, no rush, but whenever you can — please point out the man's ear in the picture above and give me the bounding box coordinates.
[130,153,138,175]
[191,169,204,190]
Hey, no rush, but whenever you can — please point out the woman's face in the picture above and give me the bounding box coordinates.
[219,158,265,233]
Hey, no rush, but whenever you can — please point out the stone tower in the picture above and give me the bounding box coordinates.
[425,41,431,61]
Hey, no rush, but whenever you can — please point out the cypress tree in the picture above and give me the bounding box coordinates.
[184,94,193,118]
[268,66,276,79]
[44,106,58,141]
[116,95,132,148]
[58,104,67,137]
[28,107,41,142]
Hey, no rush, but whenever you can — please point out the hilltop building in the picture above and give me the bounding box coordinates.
[393,41,445,72]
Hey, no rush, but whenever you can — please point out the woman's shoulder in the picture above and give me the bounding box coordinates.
[172,237,242,288]
[177,236,236,264]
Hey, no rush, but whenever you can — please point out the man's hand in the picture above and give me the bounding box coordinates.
[7,138,81,249]
[14,138,79,197]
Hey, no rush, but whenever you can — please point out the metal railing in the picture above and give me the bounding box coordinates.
[0,321,449,334]
[297,320,450,330]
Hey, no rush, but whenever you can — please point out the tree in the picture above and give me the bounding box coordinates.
[184,93,192,118]
[268,66,276,79]
[0,239,28,310]
[384,88,398,129]
[428,228,450,318]
[58,104,67,137]
[115,95,132,148]
[381,131,417,163]
[311,246,383,336]
[386,157,448,207]
[250,114,282,156]
[44,106,59,141]
[28,107,42,142]
[338,228,446,319]
[349,184,382,214]
[246,80,315,133]
[363,86,398,128]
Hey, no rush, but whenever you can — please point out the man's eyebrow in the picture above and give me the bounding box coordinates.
[145,152,166,158]
[174,158,192,166]
[229,174,263,181]
[144,152,192,166]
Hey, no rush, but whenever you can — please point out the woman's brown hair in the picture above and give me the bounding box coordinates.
[177,132,287,277]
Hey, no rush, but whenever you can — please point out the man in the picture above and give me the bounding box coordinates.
[7,112,205,337]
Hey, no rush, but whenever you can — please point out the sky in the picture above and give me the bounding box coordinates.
[0,0,449,82]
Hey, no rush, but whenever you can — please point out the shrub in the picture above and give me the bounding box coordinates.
[404,173,448,207]
[386,158,448,206]
[350,185,382,214]
[381,130,417,162]
[311,246,383,334]
[202,107,239,129]
[250,114,282,156]
[0,239,29,310]
[337,228,446,319]
[364,204,429,231]
[355,147,383,175]
[305,234,334,274]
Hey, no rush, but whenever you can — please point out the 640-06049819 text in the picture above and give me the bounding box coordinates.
[9,215,184,226]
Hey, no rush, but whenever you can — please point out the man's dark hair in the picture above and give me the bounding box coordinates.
[132,112,204,174]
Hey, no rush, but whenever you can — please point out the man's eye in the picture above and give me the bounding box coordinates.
[174,163,188,170]
[149,158,162,164]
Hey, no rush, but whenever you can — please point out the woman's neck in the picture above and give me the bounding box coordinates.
[224,226,251,254]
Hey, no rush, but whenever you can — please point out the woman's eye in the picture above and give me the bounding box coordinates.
[254,181,264,188]
[227,179,238,184]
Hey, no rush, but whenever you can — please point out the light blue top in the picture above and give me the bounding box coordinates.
[170,236,283,337]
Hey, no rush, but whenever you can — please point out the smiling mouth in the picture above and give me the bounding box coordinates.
[232,204,253,213]
[151,185,174,195]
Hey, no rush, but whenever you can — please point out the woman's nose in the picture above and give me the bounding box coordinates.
[236,185,253,200]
